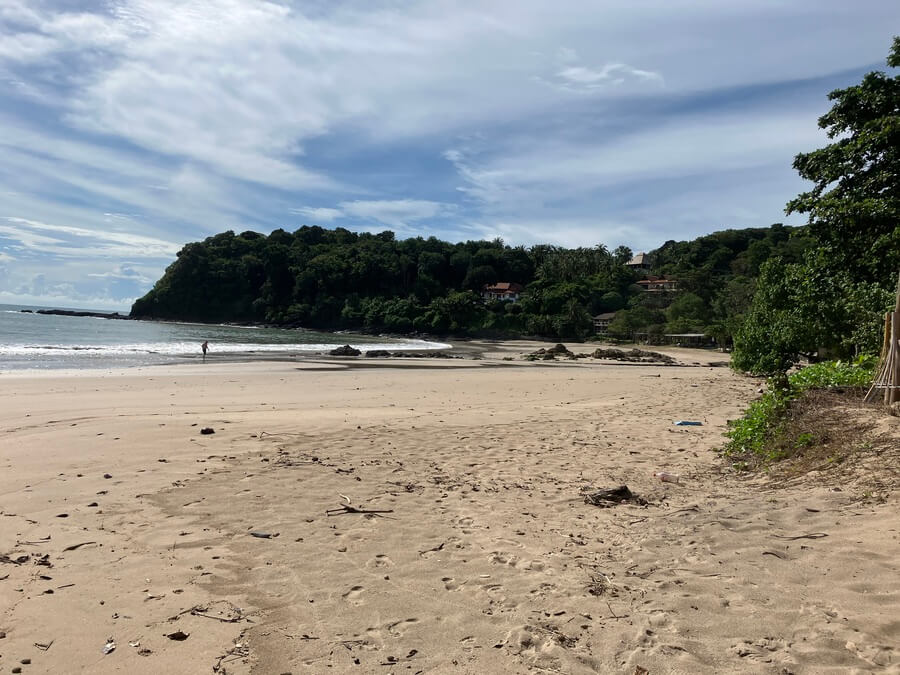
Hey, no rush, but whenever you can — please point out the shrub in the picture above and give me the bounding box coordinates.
[721,358,875,466]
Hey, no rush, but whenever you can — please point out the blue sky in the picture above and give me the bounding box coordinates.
[0,1,897,310]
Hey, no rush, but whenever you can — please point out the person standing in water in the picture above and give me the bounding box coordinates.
[201,341,209,361]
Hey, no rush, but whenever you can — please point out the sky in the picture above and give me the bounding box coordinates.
[0,1,897,310]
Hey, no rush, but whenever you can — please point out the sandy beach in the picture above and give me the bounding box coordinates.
[1,342,898,674]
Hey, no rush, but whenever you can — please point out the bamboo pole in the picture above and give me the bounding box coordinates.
[895,271,900,315]
[865,311,892,402]
[865,271,900,404]
[891,309,900,405]
[892,272,900,405]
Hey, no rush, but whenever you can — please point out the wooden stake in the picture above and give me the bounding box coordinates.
[891,272,900,405]
[866,271,900,404]
[891,310,900,405]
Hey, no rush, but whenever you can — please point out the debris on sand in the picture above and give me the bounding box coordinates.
[583,485,648,507]
[200,427,215,435]
[653,471,681,484]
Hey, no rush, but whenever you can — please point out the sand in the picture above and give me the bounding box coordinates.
[0,343,898,674]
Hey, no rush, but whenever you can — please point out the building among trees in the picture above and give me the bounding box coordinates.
[625,252,652,270]
[593,312,617,335]
[481,282,524,302]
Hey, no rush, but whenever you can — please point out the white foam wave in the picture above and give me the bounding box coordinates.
[0,339,451,357]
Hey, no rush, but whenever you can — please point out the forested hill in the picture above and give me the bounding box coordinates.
[130,223,809,341]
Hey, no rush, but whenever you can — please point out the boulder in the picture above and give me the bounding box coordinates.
[330,345,361,356]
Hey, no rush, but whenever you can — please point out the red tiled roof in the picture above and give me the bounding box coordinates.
[483,282,523,292]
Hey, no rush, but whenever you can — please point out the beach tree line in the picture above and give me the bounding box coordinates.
[130,223,803,343]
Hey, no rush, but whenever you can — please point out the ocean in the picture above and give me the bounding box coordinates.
[0,304,449,371]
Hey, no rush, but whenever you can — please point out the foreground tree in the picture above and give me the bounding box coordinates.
[787,36,900,281]
[733,37,899,373]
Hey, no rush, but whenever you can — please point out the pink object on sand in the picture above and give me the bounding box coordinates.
[654,471,681,484]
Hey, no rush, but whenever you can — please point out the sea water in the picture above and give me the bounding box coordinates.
[0,304,449,371]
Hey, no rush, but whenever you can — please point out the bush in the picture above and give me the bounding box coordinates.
[722,358,875,466]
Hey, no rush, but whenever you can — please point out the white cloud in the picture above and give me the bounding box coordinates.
[539,47,664,94]
[291,199,455,230]
[87,264,152,284]
[5,0,889,195]
[556,63,662,88]
[444,104,829,210]
[0,257,162,309]
[0,288,135,311]
[340,200,454,228]
[290,206,344,222]
[0,0,896,303]
[0,217,181,258]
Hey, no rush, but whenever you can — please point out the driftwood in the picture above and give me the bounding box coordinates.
[326,504,395,517]
[62,541,96,552]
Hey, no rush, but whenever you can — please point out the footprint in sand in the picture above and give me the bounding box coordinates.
[442,576,459,591]
[729,637,792,664]
[528,581,559,598]
[489,551,522,567]
[502,627,564,671]
[845,640,896,668]
[482,583,505,598]
[366,554,394,569]
[363,618,420,645]
[385,618,419,637]
[342,585,366,605]
[456,516,475,532]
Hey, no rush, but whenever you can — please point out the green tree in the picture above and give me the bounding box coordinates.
[733,37,899,373]
[786,36,900,282]
[665,292,709,333]
[613,245,633,264]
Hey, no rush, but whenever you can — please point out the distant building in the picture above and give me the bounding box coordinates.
[593,312,617,335]
[625,252,652,270]
[636,276,679,292]
[482,282,524,302]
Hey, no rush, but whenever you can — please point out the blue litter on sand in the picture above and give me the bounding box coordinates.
[673,420,703,426]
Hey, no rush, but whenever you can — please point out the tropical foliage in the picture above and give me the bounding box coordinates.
[721,358,876,466]
[733,38,900,374]
[131,224,800,341]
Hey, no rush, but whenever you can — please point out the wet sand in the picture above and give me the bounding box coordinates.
[1,343,898,674]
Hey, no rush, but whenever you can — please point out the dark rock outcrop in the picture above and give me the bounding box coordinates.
[330,345,361,356]
[34,309,131,320]
[591,348,675,364]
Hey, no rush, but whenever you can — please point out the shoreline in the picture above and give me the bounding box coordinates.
[0,340,731,378]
